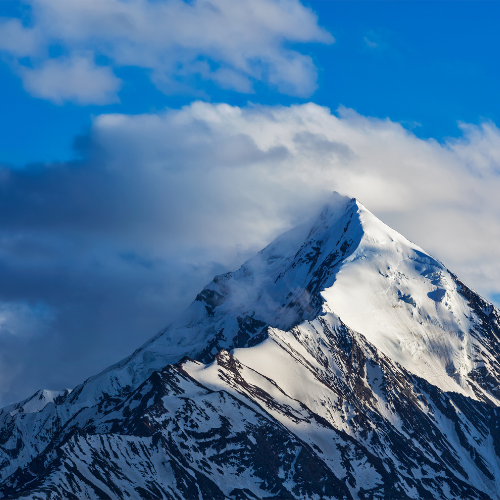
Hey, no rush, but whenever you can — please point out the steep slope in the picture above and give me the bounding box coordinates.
[2,192,500,499]
[1,314,498,499]
[320,205,500,403]
[28,193,500,410]
[186,316,500,499]
[77,193,500,406]
[1,363,352,500]
[65,194,364,407]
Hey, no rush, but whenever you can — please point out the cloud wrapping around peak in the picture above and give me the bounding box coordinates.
[1,101,500,406]
[0,0,333,103]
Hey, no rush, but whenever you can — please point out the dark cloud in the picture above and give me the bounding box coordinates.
[0,103,324,405]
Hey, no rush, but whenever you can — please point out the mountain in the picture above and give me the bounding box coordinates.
[1,193,500,499]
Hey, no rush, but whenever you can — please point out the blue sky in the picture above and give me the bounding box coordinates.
[1,0,500,405]
[1,1,499,165]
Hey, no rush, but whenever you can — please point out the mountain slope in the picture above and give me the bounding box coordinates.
[1,193,500,499]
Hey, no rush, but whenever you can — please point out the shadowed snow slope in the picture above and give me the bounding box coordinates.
[2,193,500,499]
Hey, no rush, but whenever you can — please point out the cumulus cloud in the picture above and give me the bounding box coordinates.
[88,102,500,289]
[0,0,333,103]
[20,55,122,105]
[0,18,41,57]
[1,101,500,405]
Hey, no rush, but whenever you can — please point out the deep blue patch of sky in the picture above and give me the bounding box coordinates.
[0,1,499,165]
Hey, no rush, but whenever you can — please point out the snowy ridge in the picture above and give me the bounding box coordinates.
[321,202,499,401]
[4,389,71,418]
[2,193,500,499]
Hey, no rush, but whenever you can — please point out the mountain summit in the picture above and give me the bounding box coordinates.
[1,194,500,499]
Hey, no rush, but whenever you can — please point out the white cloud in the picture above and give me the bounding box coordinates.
[0,0,333,102]
[0,19,42,57]
[89,102,500,301]
[20,56,122,105]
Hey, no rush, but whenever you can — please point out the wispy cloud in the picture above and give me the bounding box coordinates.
[363,36,379,49]
[0,0,333,104]
[363,30,388,50]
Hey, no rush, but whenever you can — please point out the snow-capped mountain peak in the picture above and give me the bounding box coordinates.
[2,192,500,499]
[321,200,484,398]
[63,192,500,408]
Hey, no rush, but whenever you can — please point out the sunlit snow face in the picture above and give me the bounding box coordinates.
[319,205,482,398]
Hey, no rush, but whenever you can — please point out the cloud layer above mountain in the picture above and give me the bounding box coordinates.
[0,0,333,103]
[1,101,500,405]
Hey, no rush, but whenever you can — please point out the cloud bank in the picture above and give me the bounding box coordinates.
[0,0,333,103]
[1,101,500,405]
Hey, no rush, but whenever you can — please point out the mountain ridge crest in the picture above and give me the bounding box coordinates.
[3,192,500,499]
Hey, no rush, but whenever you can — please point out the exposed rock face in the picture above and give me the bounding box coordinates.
[2,193,500,499]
